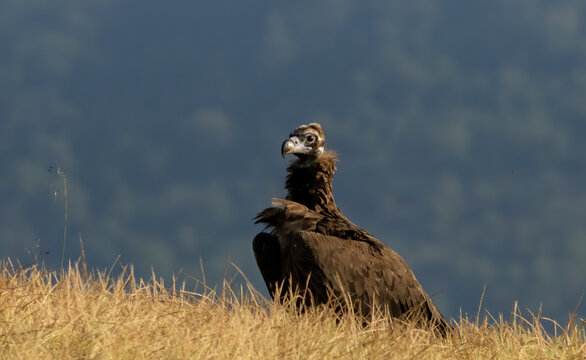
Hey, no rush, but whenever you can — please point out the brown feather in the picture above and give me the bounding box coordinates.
[253,123,451,335]
[285,150,344,218]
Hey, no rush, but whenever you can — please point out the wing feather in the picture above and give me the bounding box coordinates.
[255,198,449,333]
[292,230,448,330]
[252,232,283,299]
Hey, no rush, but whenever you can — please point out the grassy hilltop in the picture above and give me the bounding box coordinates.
[0,261,584,360]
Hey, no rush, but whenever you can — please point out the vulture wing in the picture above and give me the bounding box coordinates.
[252,232,283,297]
[295,230,447,329]
[255,199,449,333]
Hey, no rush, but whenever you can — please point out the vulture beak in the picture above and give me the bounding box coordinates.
[281,136,309,158]
[281,138,296,158]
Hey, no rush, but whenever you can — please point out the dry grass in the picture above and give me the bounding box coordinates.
[0,260,584,360]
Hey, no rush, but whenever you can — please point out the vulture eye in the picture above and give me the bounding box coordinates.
[306,134,316,143]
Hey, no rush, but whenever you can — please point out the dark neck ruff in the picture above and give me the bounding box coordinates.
[285,151,344,218]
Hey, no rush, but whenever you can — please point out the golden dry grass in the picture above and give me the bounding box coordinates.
[0,260,584,360]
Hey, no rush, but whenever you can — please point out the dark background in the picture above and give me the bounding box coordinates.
[1,1,585,325]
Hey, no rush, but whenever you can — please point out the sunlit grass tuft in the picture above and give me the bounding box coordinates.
[0,260,584,359]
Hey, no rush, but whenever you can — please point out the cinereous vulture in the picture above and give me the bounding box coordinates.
[253,123,450,334]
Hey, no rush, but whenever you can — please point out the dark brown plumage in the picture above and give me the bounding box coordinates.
[253,123,450,334]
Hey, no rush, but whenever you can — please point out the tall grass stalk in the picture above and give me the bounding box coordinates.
[49,166,68,272]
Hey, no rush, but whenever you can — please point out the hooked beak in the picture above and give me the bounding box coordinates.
[281,139,295,158]
[281,136,308,158]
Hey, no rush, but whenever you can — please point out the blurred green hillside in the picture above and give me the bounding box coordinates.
[1,1,585,324]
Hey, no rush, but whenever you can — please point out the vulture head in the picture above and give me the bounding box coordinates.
[281,123,326,159]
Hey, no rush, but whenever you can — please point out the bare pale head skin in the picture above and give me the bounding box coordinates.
[281,123,326,159]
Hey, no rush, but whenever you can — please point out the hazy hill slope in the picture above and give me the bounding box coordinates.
[0,1,585,324]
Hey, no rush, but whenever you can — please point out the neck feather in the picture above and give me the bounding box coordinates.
[284,150,344,217]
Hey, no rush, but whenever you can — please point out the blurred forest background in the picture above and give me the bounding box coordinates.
[1,1,585,324]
